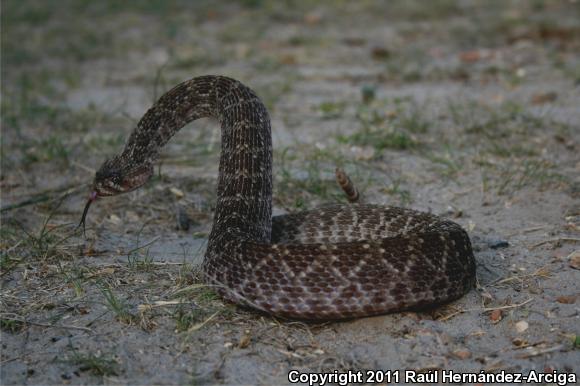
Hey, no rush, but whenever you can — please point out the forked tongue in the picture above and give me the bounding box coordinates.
[78,191,98,236]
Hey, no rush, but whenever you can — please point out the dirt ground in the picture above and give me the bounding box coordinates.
[1,1,579,385]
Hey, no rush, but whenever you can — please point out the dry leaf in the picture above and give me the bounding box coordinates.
[531,92,557,105]
[556,295,577,304]
[279,54,297,65]
[86,267,116,279]
[304,11,322,24]
[468,221,476,232]
[371,46,391,60]
[459,50,482,63]
[490,309,502,323]
[238,330,251,349]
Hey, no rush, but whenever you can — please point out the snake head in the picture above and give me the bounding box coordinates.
[78,158,153,234]
[92,158,153,197]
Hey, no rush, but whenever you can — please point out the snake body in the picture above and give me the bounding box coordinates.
[89,75,476,320]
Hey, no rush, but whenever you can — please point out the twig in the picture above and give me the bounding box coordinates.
[125,236,161,255]
[186,310,220,333]
[530,238,580,249]
[0,355,26,365]
[437,309,464,322]
[0,316,92,333]
[438,298,533,319]
[490,266,551,286]
[137,300,184,312]
[70,160,95,173]
[517,344,565,359]
[506,226,548,237]
[171,283,218,297]
[1,185,82,212]
[481,298,533,312]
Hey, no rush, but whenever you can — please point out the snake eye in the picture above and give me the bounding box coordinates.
[110,172,122,185]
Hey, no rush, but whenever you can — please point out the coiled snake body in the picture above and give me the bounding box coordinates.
[83,75,476,320]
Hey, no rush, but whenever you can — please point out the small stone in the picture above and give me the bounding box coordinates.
[452,349,471,359]
[515,320,529,333]
[488,238,509,249]
[176,205,191,231]
[371,46,391,60]
[568,250,580,270]
[108,214,122,225]
[349,145,375,161]
[361,85,376,103]
[169,187,184,198]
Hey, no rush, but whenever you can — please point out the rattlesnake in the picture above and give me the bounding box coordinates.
[81,75,476,320]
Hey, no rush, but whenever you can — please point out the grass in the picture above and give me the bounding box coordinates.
[0,254,22,275]
[447,100,551,140]
[66,348,119,377]
[1,72,122,168]
[127,250,155,271]
[1,0,578,382]
[274,146,356,210]
[495,159,567,196]
[427,150,464,179]
[0,318,25,334]
[84,132,126,153]
[58,263,87,299]
[337,97,429,152]
[315,101,347,119]
[99,284,136,324]
[170,283,226,332]
[444,98,574,194]
[172,305,206,332]
[381,178,412,206]
[21,136,71,165]
[0,212,78,264]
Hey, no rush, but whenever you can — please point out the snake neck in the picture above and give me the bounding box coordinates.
[121,76,273,249]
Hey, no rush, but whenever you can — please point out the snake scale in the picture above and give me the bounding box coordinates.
[82,75,476,320]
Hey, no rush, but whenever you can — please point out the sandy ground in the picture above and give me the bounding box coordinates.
[1,1,579,385]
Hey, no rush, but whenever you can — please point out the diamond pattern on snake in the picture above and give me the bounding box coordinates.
[80,75,476,320]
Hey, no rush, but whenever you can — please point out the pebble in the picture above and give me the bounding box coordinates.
[176,205,191,231]
[568,250,580,270]
[515,320,529,333]
[452,349,472,359]
[169,187,184,198]
[488,238,509,249]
